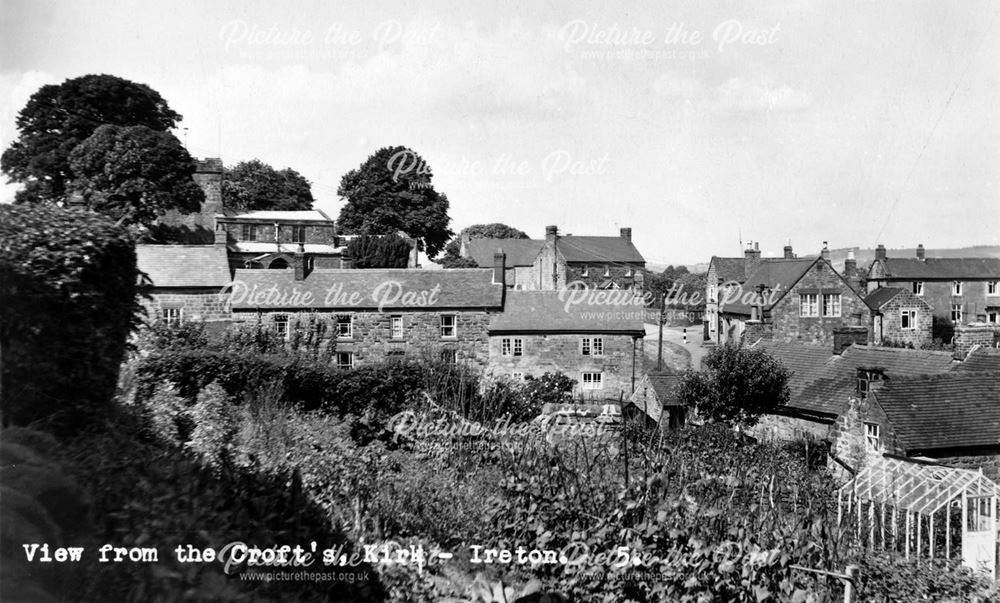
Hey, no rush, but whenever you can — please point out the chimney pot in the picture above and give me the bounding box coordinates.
[545,225,558,243]
[214,228,228,246]
[493,250,507,286]
[620,227,632,242]
[916,244,925,261]
[783,244,794,259]
[821,242,830,262]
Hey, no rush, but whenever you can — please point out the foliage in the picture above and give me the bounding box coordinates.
[855,551,998,602]
[439,255,480,268]
[68,124,204,227]
[441,222,530,263]
[186,382,237,470]
[0,204,140,433]
[2,74,181,204]
[222,159,314,211]
[676,344,790,427]
[345,234,413,268]
[337,146,453,258]
[931,315,956,345]
[523,372,576,407]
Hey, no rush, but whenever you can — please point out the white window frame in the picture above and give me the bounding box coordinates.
[162,307,183,326]
[951,304,963,323]
[625,266,633,277]
[900,308,917,330]
[511,371,525,382]
[501,337,523,356]
[241,223,258,242]
[581,265,589,277]
[440,314,457,338]
[513,338,523,356]
[581,372,604,390]
[335,351,354,369]
[292,225,307,244]
[274,314,289,341]
[988,281,998,295]
[799,294,819,317]
[912,281,924,296]
[390,315,403,339]
[865,422,880,451]
[822,293,842,317]
[336,314,353,339]
[953,281,963,296]
[988,310,999,324]
[581,337,604,356]
[603,265,611,277]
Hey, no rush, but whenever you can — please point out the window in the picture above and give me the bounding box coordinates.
[335,352,354,369]
[390,315,403,339]
[581,337,604,356]
[241,224,258,242]
[625,266,633,277]
[857,369,883,398]
[501,337,524,356]
[161,307,183,325]
[988,310,999,324]
[581,372,603,390]
[440,314,457,338]
[952,281,963,296]
[581,265,589,277]
[440,349,456,364]
[967,497,994,532]
[336,314,353,339]
[989,281,998,295]
[603,265,610,277]
[799,294,819,317]
[822,294,842,317]
[912,281,924,296]
[900,308,917,330]
[292,225,307,244]
[951,304,963,323]
[511,371,525,382]
[274,314,289,340]
[864,423,880,451]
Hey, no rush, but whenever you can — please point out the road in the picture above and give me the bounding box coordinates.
[643,322,710,372]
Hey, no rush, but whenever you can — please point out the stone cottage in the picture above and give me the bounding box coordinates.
[864,287,934,347]
[136,234,233,326]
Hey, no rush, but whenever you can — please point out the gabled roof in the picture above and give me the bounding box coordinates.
[721,259,816,315]
[137,245,232,288]
[709,256,748,283]
[874,373,1000,451]
[488,290,645,335]
[626,373,684,424]
[219,210,333,222]
[464,238,544,267]
[955,347,1000,373]
[228,268,503,310]
[754,342,955,418]
[863,287,907,310]
[556,236,645,264]
[875,257,1000,280]
[646,374,684,406]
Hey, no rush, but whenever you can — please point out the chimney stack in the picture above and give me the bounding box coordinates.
[844,250,857,275]
[916,244,925,261]
[821,241,830,262]
[493,250,506,286]
[545,225,558,243]
[875,244,886,261]
[294,243,307,281]
[744,241,762,279]
[341,257,354,269]
[783,243,794,259]
[620,227,632,243]
[214,228,228,246]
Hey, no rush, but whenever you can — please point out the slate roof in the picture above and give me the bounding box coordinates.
[464,238,544,267]
[556,236,646,264]
[228,268,503,310]
[710,256,749,283]
[876,257,1000,280]
[137,245,232,288]
[864,287,907,310]
[488,290,645,334]
[873,373,1000,451]
[721,259,816,315]
[955,347,1000,373]
[754,342,955,418]
[627,373,684,424]
[647,374,684,406]
[220,210,334,222]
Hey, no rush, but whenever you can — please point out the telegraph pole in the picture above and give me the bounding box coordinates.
[656,292,666,371]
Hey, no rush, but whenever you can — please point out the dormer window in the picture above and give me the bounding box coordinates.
[857,369,884,398]
[953,281,963,296]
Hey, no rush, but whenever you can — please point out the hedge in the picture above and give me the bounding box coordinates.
[0,204,139,432]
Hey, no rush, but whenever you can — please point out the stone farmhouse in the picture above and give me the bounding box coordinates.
[867,244,1000,327]
[136,239,232,325]
[461,225,646,291]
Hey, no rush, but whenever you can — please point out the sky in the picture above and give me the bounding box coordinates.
[2,0,998,265]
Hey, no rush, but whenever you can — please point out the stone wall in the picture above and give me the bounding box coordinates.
[769,261,871,346]
[143,288,231,323]
[234,309,492,368]
[746,413,831,444]
[873,290,934,348]
[931,453,1000,482]
[828,396,893,473]
[564,262,644,291]
[488,333,643,400]
[953,323,1000,357]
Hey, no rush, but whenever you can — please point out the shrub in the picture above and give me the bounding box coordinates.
[186,382,236,469]
[0,204,140,432]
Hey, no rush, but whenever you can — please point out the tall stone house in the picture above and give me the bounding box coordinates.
[716,246,871,347]
[866,244,1000,329]
[864,287,934,348]
[486,290,646,400]
[461,225,646,291]
[705,242,769,342]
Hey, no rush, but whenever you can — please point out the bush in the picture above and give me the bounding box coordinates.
[0,204,140,432]
[187,382,236,470]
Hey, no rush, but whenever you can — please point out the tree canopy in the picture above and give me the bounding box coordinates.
[675,344,789,428]
[223,159,314,211]
[337,146,453,258]
[344,234,413,268]
[2,74,182,204]
[68,124,204,228]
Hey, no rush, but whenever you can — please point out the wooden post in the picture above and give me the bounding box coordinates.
[869,501,875,547]
[929,514,935,559]
[656,293,665,371]
[905,511,911,559]
[893,506,898,552]
[880,502,886,550]
[844,565,859,603]
[946,502,951,559]
[917,513,922,558]
[838,490,843,527]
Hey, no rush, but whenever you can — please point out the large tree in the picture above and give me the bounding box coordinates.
[68,125,204,228]
[675,344,789,428]
[344,234,413,268]
[2,74,181,204]
[223,159,314,211]
[337,146,453,258]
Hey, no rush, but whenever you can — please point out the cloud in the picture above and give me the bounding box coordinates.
[714,77,812,115]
